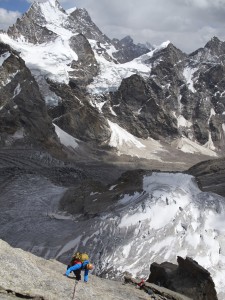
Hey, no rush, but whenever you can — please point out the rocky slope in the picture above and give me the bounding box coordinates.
[187,157,225,197]
[0,239,194,300]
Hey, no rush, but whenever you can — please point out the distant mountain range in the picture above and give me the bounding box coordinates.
[0,0,225,161]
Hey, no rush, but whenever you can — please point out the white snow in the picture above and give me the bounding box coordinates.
[66,7,77,15]
[0,34,78,85]
[100,172,225,299]
[87,40,173,95]
[13,84,21,98]
[91,99,107,113]
[109,185,117,191]
[0,70,19,87]
[108,120,145,149]
[53,124,78,149]
[105,44,118,57]
[159,40,171,49]
[183,66,198,92]
[109,106,117,116]
[171,136,217,156]
[38,0,68,27]
[87,40,159,95]
[0,51,10,66]
[177,115,192,128]
[208,108,216,124]
[107,120,166,160]
[204,131,216,151]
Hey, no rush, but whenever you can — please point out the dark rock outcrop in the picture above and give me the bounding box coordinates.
[106,73,178,141]
[0,42,58,147]
[68,8,111,44]
[124,275,192,300]
[147,256,218,300]
[69,33,99,87]
[112,35,151,63]
[48,82,111,144]
[7,0,60,43]
[187,157,225,197]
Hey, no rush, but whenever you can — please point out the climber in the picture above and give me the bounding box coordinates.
[65,252,94,282]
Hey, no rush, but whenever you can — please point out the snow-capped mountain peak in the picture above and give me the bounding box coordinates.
[28,0,68,28]
[66,7,77,15]
[1,0,225,158]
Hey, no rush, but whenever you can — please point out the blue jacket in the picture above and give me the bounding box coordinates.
[66,260,89,282]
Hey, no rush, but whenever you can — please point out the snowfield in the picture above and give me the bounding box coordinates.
[90,173,225,299]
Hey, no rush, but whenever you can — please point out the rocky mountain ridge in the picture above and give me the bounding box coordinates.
[0,0,224,161]
[0,41,59,149]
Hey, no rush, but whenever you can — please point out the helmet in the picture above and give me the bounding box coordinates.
[86,263,94,270]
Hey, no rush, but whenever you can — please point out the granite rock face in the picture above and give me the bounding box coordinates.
[147,256,218,300]
[0,239,159,300]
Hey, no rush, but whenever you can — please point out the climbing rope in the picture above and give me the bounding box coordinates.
[72,280,78,300]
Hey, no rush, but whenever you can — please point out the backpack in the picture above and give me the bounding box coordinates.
[72,252,89,263]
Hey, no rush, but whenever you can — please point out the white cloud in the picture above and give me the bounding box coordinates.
[2,0,225,53]
[0,8,21,30]
[181,0,225,9]
[57,0,225,53]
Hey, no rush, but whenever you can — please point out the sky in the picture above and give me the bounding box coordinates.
[1,0,225,53]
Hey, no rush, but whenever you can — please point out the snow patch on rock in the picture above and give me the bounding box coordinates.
[172,136,217,156]
[0,51,10,66]
[54,124,79,149]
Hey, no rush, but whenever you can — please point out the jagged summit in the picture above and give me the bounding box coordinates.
[66,6,77,15]
[7,0,110,44]
[111,35,151,63]
[7,0,67,43]
[29,0,67,22]
[189,36,225,64]
[68,7,111,43]
[205,36,222,48]
[120,35,134,45]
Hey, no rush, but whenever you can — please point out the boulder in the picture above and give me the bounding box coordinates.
[147,256,218,300]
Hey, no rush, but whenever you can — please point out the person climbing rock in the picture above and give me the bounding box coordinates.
[65,252,94,282]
